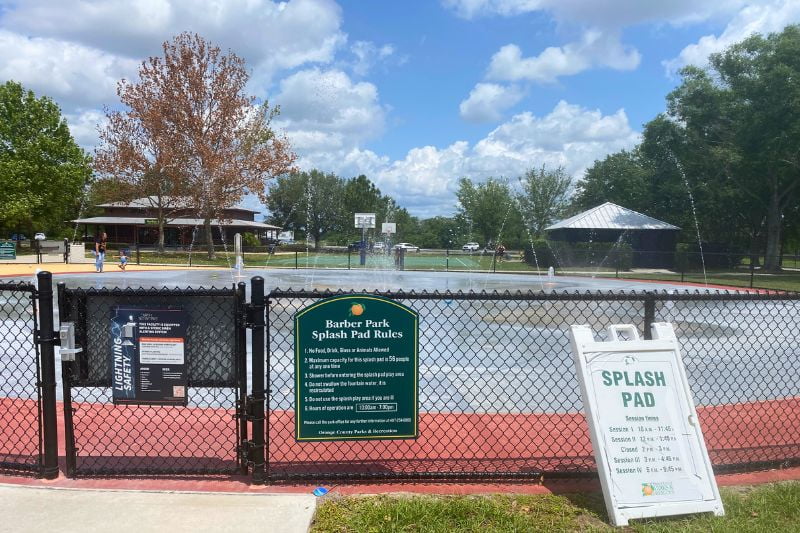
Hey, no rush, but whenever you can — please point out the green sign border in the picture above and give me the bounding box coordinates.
[294,293,419,441]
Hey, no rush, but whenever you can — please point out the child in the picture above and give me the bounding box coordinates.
[118,249,128,270]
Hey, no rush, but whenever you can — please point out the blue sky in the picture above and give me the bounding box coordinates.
[1,0,799,217]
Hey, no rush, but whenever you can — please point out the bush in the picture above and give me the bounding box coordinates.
[241,232,261,247]
[523,239,558,268]
[524,240,633,270]
[680,242,745,269]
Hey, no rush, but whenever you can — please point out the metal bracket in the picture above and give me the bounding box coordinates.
[59,322,83,362]
[244,303,265,328]
[243,395,265,422]
[240,439,264,465]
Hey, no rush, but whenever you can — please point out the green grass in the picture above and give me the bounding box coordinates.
[614,271,800,292]
[311,481,800,532]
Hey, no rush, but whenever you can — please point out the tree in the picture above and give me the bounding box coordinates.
[572,150,653,215]
[0,81,91,238]
[455,177,522,247]
[666,25,800,270]
[96,33,296,258]
[517,165,571,237]
[266,170,344,250]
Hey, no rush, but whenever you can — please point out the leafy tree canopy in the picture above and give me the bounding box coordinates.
[0,80,91,236]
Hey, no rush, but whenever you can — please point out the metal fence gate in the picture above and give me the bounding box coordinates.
[58,284,248,477]
[0,282,43,476]
[262,289,800,482]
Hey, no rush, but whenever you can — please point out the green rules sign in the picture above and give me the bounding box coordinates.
[294,294,419,441]
[0,242,15,260]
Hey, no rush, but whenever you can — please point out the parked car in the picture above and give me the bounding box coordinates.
[373,242,386,251]
[34,232,46,241]
[10,234,27,241]
[394,242,420,252]
[462,242,480,252]
[347,241,364,252]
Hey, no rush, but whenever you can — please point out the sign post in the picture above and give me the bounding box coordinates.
[570,322,723,526]
[110,307,188,406]
[294,294,418,441]
[354,213,375,266]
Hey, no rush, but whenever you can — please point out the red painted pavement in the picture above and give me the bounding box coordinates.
[0,397,797,494]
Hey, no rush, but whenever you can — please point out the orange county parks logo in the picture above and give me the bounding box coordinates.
[349,302,365,316]
[642,482,674,496]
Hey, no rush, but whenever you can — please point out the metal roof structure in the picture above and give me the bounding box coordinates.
[546,202,680,231]
[70,216,280,229]
[97,196,260,213]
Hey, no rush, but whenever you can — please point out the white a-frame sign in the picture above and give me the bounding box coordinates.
[570,323,724,527]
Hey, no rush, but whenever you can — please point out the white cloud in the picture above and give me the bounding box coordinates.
[443,0,747,27]
[3,0,346,76]
[459,83,525,122]
[64,109,108,152]
[349,41,396,76]
[276,68,386,159]
[0,0,347,119]
[487,30,640,83]
[0,30,138,109]
[315,100,640,217]
[665,0,800,73]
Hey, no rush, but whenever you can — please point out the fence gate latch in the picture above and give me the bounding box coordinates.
[59,322,83,362]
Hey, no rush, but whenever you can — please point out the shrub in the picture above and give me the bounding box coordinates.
[523,239,558,268]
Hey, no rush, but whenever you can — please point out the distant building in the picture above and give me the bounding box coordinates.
[545,202,680,268]
[71,197,280,245]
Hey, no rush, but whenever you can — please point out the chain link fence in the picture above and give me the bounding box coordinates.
[58,285,246,477]
[265,290,800,482]
[0,282,42,476]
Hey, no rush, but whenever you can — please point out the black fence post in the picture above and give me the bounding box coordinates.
[63,238,69,264]
[492,251,497,273]
[446,248,449,272]
[250,276,266,483]
[236,282,248,475]
[56,281,76,476]
[295,251,298,270]
[36,271,59,479]
[750,253,756,289]
[643,292,655,340]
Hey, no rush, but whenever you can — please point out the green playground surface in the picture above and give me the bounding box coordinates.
[262,251,536,272]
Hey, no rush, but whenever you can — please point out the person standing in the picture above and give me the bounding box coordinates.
[95,232,107,272]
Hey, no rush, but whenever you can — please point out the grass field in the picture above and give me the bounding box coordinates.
[311,481,800,532]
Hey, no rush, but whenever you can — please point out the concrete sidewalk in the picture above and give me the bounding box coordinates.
[0,484,316,533]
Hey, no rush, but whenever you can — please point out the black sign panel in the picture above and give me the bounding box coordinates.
[110,307,188,406]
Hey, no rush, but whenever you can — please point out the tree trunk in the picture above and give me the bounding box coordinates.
[204,218,216,259]
[313,230,321,252]
[763,188,782,272]
[157,219,166,253]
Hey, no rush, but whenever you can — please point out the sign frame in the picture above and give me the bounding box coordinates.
[354,213,376,229]
[110,306,189,407]
[570,322,724,526]
[294,293,419,442]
